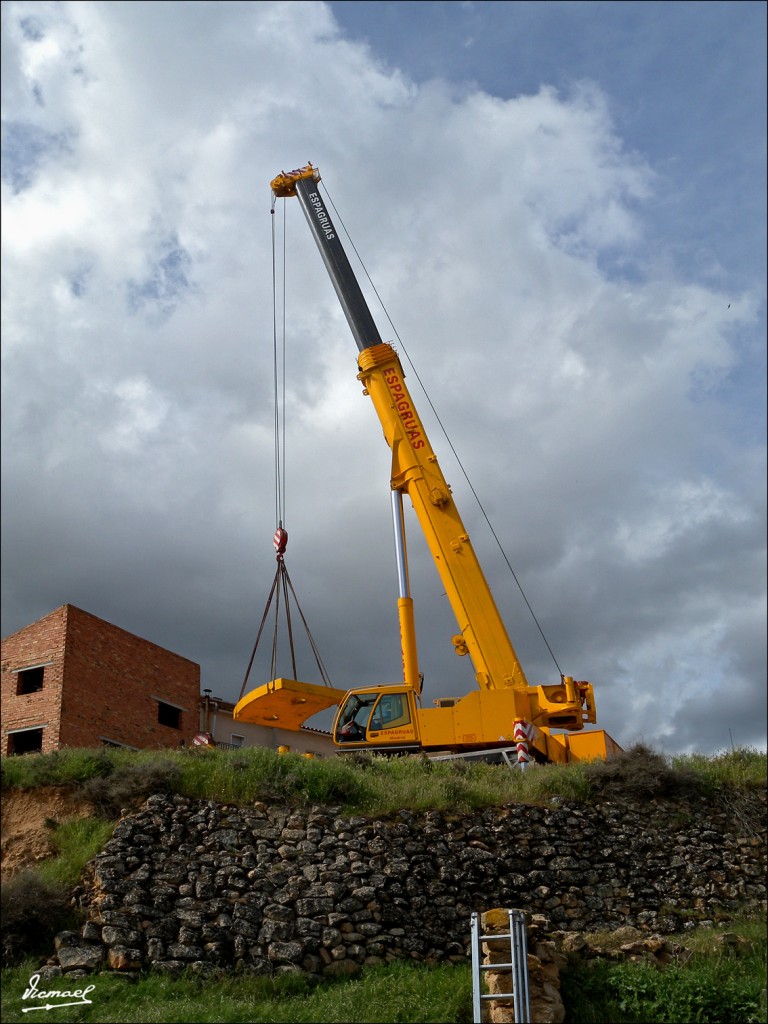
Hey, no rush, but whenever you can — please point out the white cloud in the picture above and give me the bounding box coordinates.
[613,479,747,565]
[93,376,169,454]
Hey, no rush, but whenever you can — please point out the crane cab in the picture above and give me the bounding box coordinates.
[333,687,420,750]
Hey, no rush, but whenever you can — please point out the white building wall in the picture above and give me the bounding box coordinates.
[199,698,335,757]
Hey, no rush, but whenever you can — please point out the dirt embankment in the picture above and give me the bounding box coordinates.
[1,787,93,878]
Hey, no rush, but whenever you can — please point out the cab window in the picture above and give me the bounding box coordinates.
[370,692,411,731]
[336,693,377,742]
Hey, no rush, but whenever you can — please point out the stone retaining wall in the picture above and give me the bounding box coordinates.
[52,790,766,978]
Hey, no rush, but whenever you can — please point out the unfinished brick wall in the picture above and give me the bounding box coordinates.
[1,605,200,754]
[0,606,66,754]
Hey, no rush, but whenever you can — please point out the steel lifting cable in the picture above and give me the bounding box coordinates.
[322,185,564,679]
[237,192,333,702]
[238,530,334,698]
[271,193,287,531]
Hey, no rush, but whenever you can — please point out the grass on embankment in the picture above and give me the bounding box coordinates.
[1,915,765,1024]
[2,958,472,1024]
[2,742,765,818]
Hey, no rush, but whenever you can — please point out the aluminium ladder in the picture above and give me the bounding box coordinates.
[470,909,531,1024]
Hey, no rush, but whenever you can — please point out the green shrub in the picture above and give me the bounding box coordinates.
[78,756,179,817]
[0,748,116,790]
[0,871,75,966]
[581,743,706,800]
[562,917,768,1024]
[1,815,115,966]
[563,956,766,1024]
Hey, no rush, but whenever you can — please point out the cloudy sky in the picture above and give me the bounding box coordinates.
[2,1,765,757]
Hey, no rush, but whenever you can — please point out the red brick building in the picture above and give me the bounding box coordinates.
[1,605,200,755]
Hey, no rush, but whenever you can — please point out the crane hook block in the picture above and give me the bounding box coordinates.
[273,527,288,558]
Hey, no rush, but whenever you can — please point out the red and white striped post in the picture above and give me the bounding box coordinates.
[513,718,531,770]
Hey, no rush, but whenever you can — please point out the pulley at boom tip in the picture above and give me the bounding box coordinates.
[270,163,320,198]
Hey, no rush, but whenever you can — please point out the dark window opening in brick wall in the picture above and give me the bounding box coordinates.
[8,728,44,755]
[16,666,45,694]
[157,701,182,729]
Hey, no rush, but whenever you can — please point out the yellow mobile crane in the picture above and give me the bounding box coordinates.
[234,164,620,764]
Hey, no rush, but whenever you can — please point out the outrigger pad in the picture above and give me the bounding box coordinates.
[233,678,348,730]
